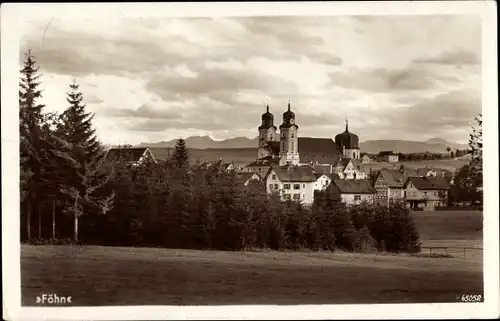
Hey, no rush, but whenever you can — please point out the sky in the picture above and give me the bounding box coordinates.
[19,14,482,145]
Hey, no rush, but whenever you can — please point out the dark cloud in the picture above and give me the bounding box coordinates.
[145,65,298,104]
[413,49,481,65]
[104,103,182,120]
[21,16,342,79]
[328,67,457,92]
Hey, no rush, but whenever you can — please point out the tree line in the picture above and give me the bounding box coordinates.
[20,50,422,253]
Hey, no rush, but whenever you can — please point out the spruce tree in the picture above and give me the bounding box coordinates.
[172,138,189,168]
[55,80,115,241]
[19,50,47,240]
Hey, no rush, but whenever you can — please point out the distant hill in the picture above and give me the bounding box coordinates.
[139,135,468,154]
[140,136,258,149]
[360,139,469,154]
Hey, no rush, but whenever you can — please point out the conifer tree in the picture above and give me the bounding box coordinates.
[172,138,189,168]
[55,80,115,241]
[19,50,47,240]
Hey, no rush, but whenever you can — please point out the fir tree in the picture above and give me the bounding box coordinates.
[19,50,47,240]
[55,80,115,241]
[172,138,189,168]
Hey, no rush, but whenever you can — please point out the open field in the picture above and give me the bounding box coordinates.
[21,245,482,306]
[21,210,483,306]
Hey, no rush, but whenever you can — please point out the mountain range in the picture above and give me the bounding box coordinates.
[138,136,468,154]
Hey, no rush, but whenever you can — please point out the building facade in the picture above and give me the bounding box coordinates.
[328,179,376,205]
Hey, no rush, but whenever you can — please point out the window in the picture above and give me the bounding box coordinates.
[274,184,278,189]
[293,184,300,190]
[284,184,291,190]
[284,194,291,200]
[291,141,294,153]
[303,184,305,188]
[354,195,361,201]
[293,194,300,200]
[269,184,273,190]
[291,133,295,138]
[272,174,276,180]
[423,192,427,197]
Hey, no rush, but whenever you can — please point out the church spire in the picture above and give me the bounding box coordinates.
[345,117,349,132]
[288,100,291,111]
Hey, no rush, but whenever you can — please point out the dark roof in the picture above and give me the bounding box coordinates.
[298,137,341,165]
[404,176,451,190]
[235,172,261,184]
[105,147,148,163]
[337,158,351,168]
[148,147,174,161]
[312,164,332,174]
[246,156,279,168]
[267,141,280,155]
[378,151,397,156]
[331,179,376,194]
[378,169,407,188]
[268,166,316,182]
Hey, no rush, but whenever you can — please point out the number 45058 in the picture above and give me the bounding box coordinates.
[461,294,482,302]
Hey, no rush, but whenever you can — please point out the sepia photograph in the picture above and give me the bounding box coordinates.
[2,1,499,320]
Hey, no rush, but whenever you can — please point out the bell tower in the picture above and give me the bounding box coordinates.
[258,103,277,148]
[279,102,299,166]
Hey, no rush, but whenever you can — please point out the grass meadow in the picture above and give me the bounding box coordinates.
[20,210,483,306]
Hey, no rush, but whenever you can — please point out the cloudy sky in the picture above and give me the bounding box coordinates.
[20,14,482,145]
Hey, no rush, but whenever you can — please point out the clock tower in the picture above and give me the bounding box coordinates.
[279,102,299,166]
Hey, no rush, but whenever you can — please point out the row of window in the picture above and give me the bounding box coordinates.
[269,183,305,190]
[283,194,301,200]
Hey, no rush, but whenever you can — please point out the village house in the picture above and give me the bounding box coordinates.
[403,176,451,211]
[313,173,333,192]
[328,179,377,205]
[235,172,262,186]
[377,151,399,163]
[374,168,407,206]
[264,166,317,204]
[104,147,157,166]
[361,154,373,164]
[334,158,366,180]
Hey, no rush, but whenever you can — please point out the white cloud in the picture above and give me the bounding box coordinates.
[20,15,482,145]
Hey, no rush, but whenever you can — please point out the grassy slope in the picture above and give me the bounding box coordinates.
[21,211,483,306]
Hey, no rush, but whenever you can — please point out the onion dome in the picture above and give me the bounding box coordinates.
[279,102,298,129]
[258,104,277,130]
[335,119,359,149]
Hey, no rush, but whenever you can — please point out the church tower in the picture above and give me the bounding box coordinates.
[258,103,277,148]
[279,102,300,166]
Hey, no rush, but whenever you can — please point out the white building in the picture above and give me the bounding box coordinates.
[265,166,317,204]
[328,179,377,205]
[334,158,367,180]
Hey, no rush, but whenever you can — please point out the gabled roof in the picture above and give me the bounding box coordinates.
[313,173,330,180]
[105,147,149,163]
[267,165,316,182]
[311,164,332,174]
[378,151,397,156]
[298,137,341,165]
[404,176,451,190]
[235,172,261,184]
[246,156,279,168]
[378,169,407,188]
[331,179,376,194]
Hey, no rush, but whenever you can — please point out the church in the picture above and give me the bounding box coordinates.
[244,102,365,179]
